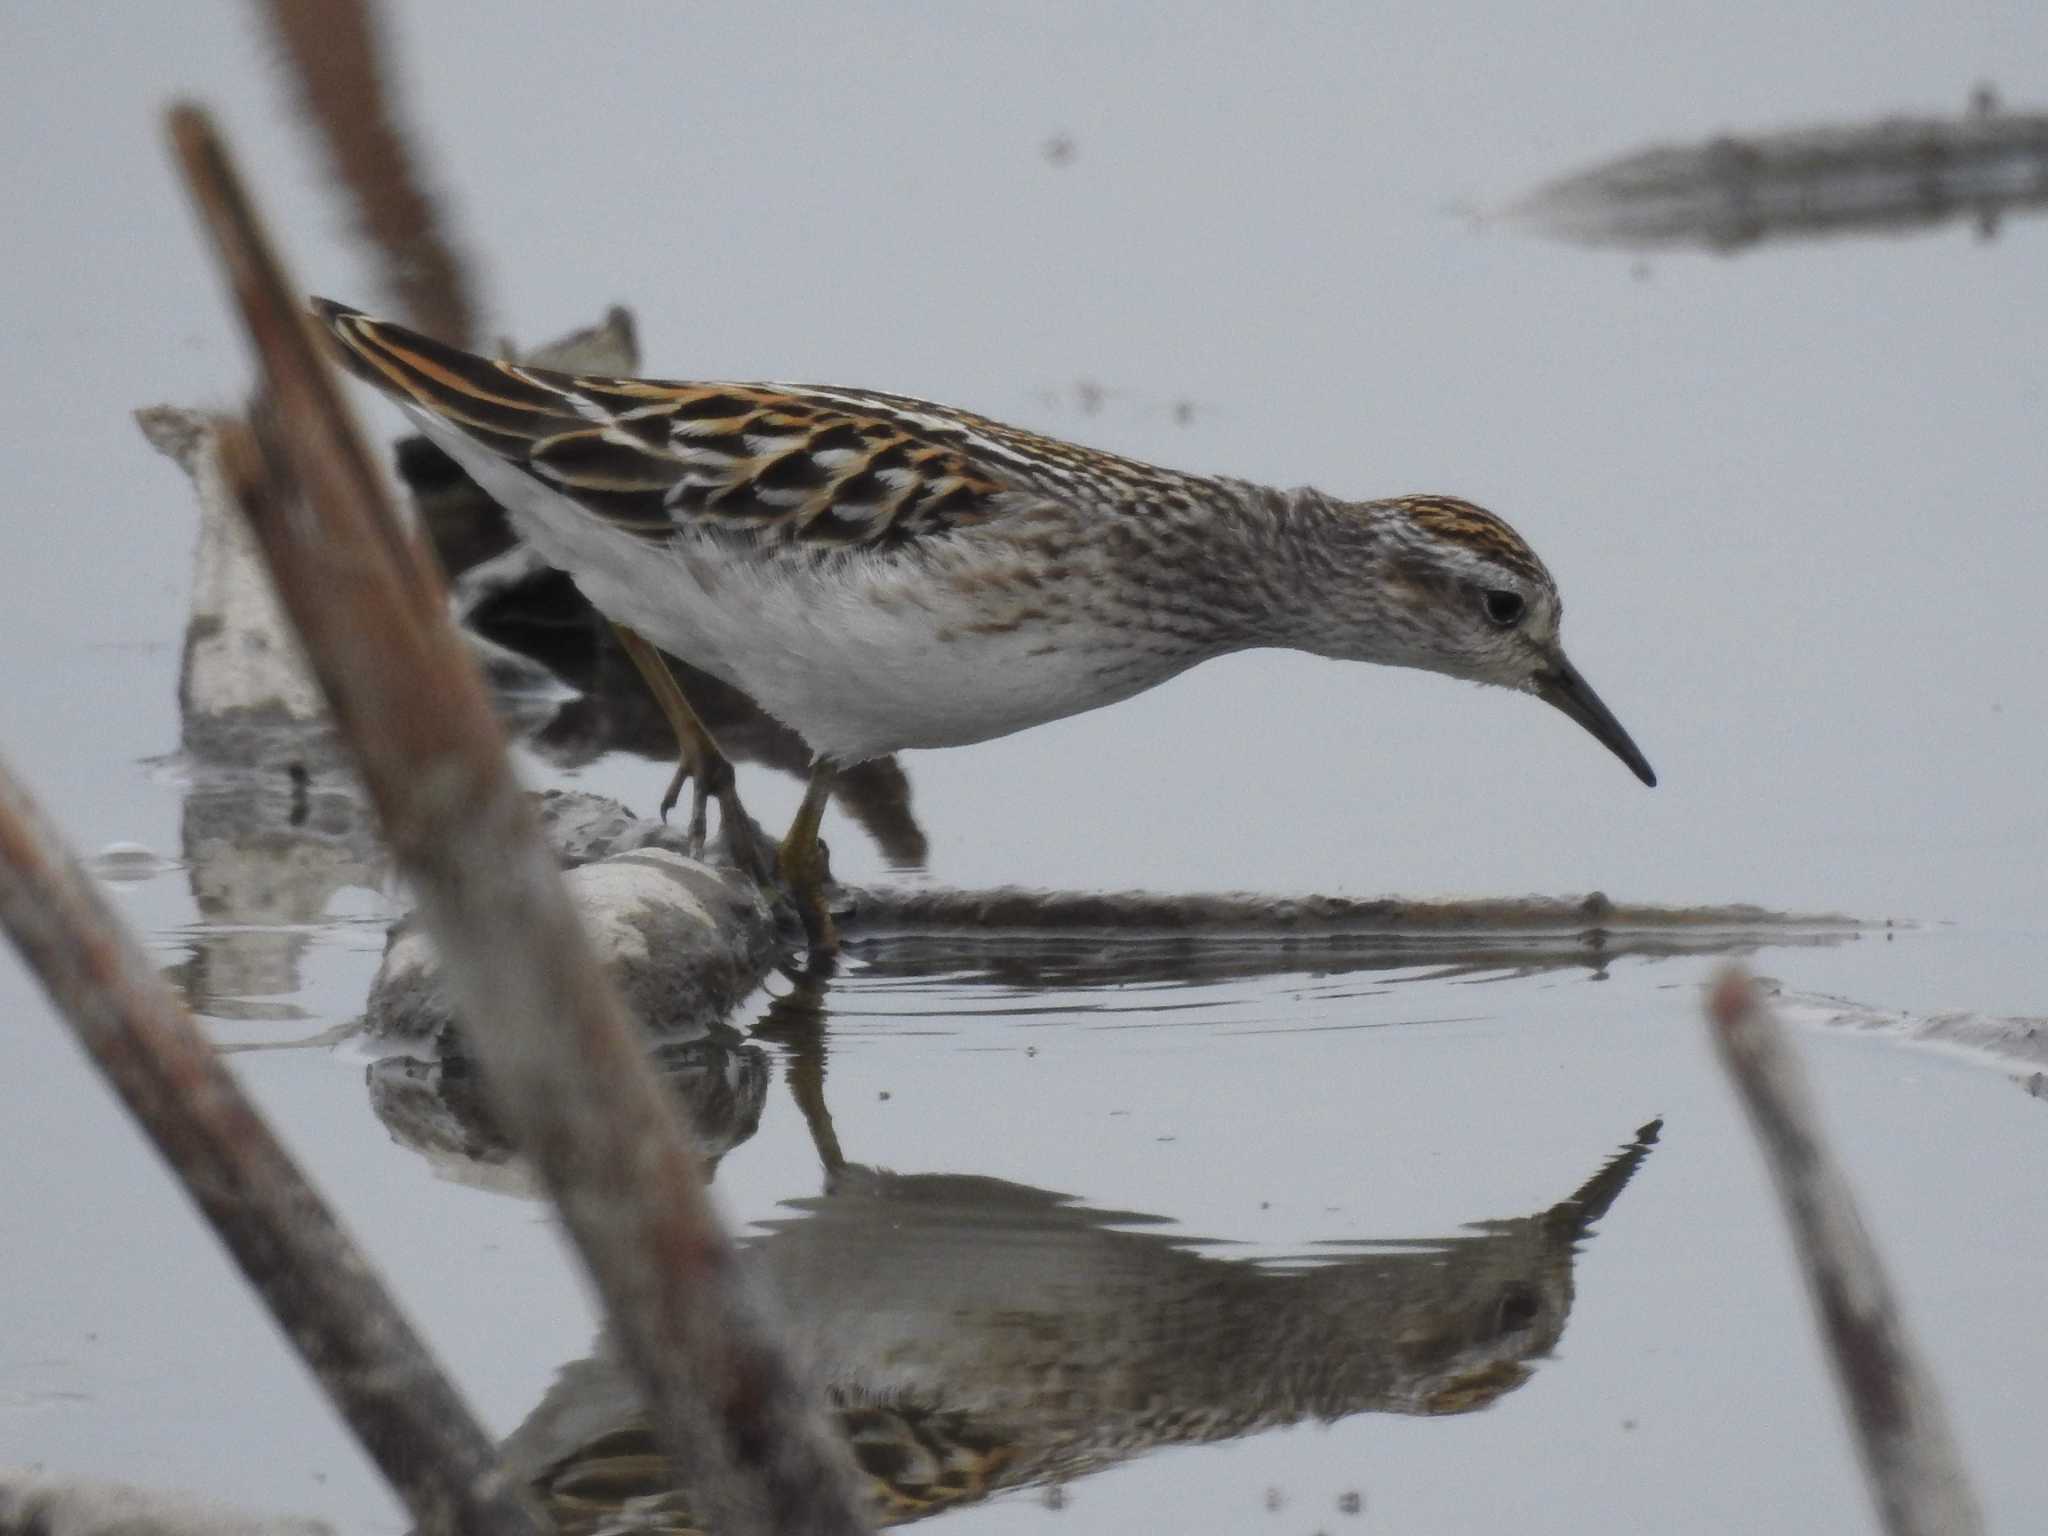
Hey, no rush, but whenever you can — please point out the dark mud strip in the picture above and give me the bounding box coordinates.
[1514,93,2048,253]
[845,883,1860,935]
[837,887,1866,985]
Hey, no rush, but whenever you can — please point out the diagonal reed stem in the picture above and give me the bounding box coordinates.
[166,101,866,1536]
[1708,967,1982,1536]
[255,0,481,346]
[0,757,544,1536]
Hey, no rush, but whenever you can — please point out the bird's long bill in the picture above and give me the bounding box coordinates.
[1535,656,1657,787]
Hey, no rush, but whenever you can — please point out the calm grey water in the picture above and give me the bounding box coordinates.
[4,4,2046,1533]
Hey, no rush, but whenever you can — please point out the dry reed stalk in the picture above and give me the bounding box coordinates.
[0,757,543,1536]
[167,101,866,1536]
[1708,967,1982,1536]
[256,0,479,345]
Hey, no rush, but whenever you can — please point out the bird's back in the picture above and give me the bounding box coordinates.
[312,300,1209,551]
[313,301,1246,761]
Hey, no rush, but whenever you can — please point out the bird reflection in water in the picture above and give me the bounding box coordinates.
[499,982,1661,1532]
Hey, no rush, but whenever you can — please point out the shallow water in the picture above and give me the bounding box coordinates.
[10,901,2044,1533]
[5,4,2048,1533]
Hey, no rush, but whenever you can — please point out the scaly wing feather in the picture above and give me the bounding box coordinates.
[532,1404,1020,1534]
[312,299,1202,550]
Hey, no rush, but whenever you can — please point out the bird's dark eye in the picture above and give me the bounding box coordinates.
[1493,1283,1542,1335]
[1482,589,1525,628]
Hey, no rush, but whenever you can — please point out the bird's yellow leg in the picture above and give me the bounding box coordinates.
[609,623,768,878]
[778,761,839,957]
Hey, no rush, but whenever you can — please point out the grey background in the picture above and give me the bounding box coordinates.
[3,4,2044,1533]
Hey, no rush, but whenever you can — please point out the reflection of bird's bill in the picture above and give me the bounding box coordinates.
[1422,1359,1533,1415]
[1536,655,1657,787]
[508,1120,1665,1529]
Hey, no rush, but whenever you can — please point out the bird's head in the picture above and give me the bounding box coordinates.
[1314,494,1656,786]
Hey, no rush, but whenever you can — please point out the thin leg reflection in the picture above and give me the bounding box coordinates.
[751,974,847,1180]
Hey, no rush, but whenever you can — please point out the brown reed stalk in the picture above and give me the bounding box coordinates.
[0,758,545,1536]
[1708,967,1982,1536]
[167,101,866,1536]
[256,0,480,345]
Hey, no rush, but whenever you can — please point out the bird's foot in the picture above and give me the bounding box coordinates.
[658,737,765,877]
[717,788,778,890]
[659,757,712,852]
[776,828,839,962]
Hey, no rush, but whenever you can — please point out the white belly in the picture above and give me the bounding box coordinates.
[412,413,1196,762]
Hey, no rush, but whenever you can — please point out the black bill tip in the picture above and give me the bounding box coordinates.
[1535,656,1657,787]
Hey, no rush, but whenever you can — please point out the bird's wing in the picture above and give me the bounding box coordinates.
[531,1404,1020,1534]
[313,300,1198,549]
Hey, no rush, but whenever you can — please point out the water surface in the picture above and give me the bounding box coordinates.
[4,4,2045,1532]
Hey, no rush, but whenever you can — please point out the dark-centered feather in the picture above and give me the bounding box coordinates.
[312,299,1206,550]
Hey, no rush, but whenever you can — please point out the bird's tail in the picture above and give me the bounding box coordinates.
[307,298,587,455]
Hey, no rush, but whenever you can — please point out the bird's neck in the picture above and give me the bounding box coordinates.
[1180,483,1390,657]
